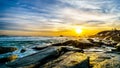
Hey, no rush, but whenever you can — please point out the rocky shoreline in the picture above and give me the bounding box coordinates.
[0,37,120,68]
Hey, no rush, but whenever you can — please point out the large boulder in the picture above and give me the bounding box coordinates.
[20,48,26,53]
[32,45,49,50]
[41,52,89,68]
[0,55,18,63]
[0,46,18,54]
[52,40,94,49]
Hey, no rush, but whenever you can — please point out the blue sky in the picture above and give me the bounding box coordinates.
[0,0,120,36]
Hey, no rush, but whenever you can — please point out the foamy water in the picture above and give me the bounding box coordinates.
[0,37,70,58]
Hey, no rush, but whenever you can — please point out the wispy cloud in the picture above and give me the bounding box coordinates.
[0,0,120,35]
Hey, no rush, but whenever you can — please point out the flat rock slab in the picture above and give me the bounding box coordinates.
[41,52,89,68]
[6,46,62,67]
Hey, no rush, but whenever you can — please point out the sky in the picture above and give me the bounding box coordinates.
[0,0,120,36]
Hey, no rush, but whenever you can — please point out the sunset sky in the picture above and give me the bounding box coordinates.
[0,0,120,36]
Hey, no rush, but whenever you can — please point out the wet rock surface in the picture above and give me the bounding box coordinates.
[41,52,89,68]
[20,48,26,53]
[0,55,18,63]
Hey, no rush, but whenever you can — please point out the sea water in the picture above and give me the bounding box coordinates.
[0,37,70,59]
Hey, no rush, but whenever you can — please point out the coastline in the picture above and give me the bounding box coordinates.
[0,36,120,68]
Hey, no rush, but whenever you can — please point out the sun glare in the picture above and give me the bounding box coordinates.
[75,28,82,34]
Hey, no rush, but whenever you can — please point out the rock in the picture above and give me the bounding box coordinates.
[87,38,94,43]
[0,46,18,54]
[6,46,67,67]
[102,40,118,47]
[103,36,111,40]
[93,42,103,47]
[111,49,117,51]
[61,46,84,53]
[52,40,94,49]
[115,43,120,51]
[93,60,120,68]
[41,52,89,68]
[111,36,120,42]
[95,30,120,42]
[32,45,49,50]
[0,55,18,63]
[20,48,26,53]
[74,42,94,49]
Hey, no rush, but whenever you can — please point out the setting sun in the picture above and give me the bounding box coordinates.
[75,28,82,34]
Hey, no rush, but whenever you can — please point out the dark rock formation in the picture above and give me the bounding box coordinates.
[20,48,26,53]
[95,29,120,42]
[32,45,49,50]
[41,52,89,68]
[0,46,18,54]
[52,40,95,49]
[115,43,120,51]
[87,38,94,43]
[0,55,18,63]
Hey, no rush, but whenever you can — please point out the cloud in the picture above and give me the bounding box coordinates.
[0,0,120,33]
[59,0,120,14]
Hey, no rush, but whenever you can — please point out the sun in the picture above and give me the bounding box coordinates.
[75,28,82,34]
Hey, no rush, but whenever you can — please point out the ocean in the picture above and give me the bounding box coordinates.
[0,37,71,59]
